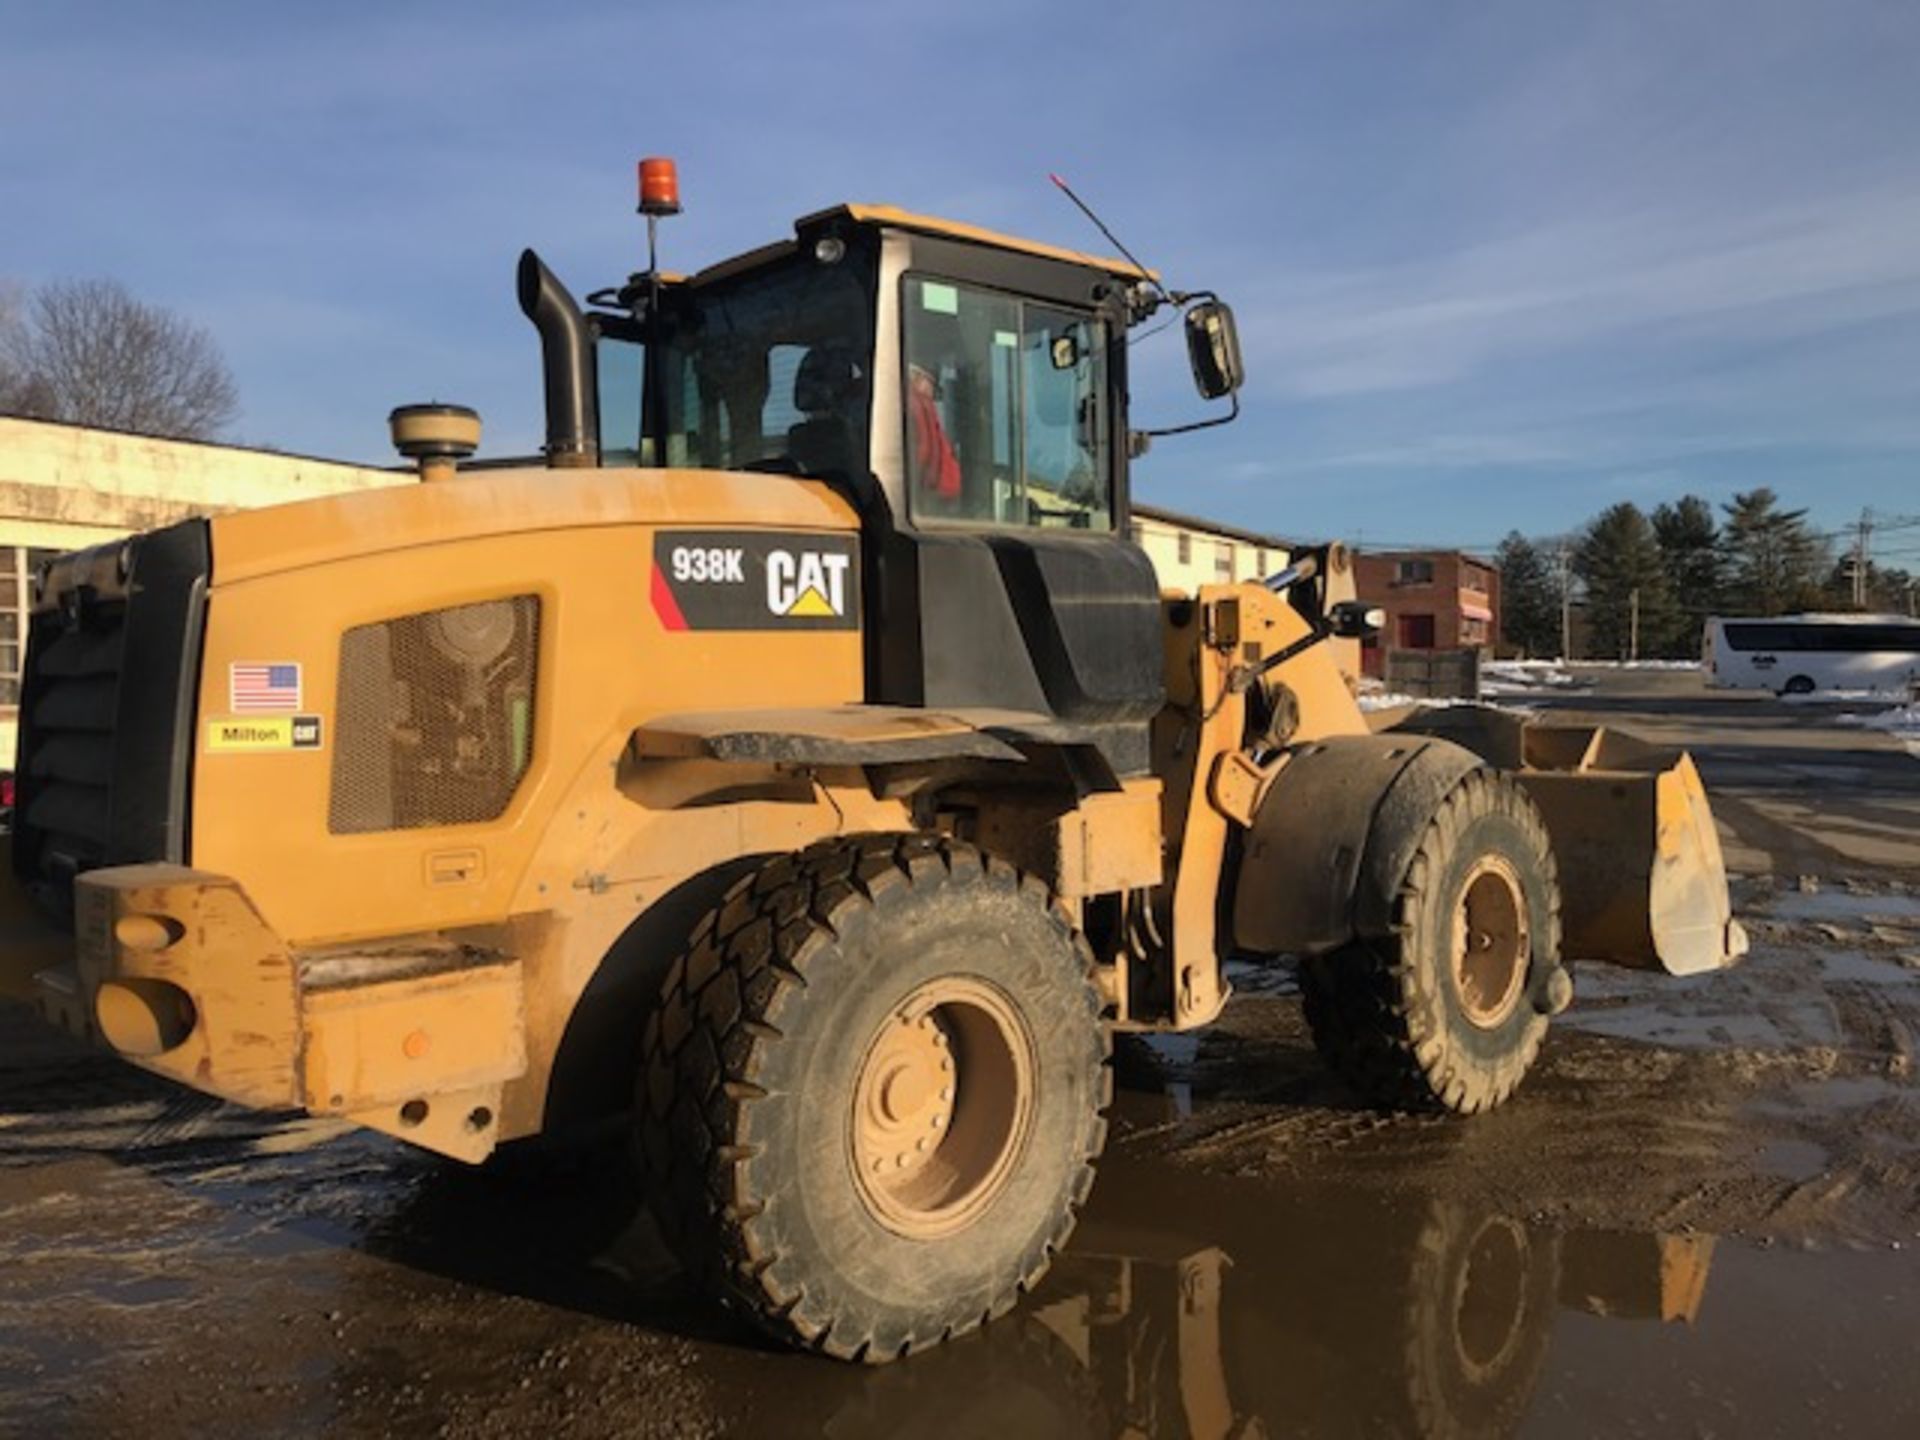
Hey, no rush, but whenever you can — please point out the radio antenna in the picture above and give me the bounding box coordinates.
[1049,173,1179,309]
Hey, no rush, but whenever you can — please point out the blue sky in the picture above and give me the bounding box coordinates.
[5,1,1918,557]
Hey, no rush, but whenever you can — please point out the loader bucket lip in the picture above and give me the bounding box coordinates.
[1510,739,1744,977]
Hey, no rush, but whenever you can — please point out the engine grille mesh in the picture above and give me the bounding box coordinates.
[329,596,540,834]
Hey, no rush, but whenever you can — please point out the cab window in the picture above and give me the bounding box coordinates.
[596,249,875,478]
[902,276,1110,530]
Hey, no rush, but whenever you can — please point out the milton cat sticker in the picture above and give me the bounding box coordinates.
[651,531,860,631]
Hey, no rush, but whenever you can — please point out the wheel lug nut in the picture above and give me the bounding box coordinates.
[915,1137,928,1152]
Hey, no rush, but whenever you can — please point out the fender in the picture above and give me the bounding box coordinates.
[1232,734,1482,956]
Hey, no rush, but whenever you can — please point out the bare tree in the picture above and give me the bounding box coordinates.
[0,281,29,414]
[0,278,237,440]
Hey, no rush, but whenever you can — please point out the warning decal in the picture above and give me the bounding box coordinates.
[651,531,860,632]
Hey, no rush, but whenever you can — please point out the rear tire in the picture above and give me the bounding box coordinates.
[637,835,1110,1361]
[1301,769,1559,1114]
[1780,674,1815,696]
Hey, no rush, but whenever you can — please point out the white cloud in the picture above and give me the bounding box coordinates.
[1234,183,1920,400]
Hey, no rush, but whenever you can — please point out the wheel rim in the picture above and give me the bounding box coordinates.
[1452,856,1530,1029]
[1451,1217,1531,1380]
[850,977,1036,1240]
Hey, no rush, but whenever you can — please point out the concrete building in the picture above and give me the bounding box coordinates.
[1353,548,1499,679]
[1130,503,1288,593]
[1,418,402,768]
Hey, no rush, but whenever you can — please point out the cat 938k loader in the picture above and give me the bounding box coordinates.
[2,163,1746,1361]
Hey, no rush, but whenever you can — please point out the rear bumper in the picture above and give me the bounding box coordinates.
[14,860,525,1162]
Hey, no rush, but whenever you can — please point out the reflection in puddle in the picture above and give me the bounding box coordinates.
[319,1148,1723,1440]
[1011,1197,1710,1440]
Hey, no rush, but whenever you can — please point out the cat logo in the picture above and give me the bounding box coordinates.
[767,549,853,619]
[651,530,859,631]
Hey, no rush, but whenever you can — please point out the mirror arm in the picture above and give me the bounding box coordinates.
[1137,390,1239,440]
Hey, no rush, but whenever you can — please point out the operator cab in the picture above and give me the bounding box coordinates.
[536,195,1244,780]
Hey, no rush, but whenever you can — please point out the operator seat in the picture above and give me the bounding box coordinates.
[787,343,862,480]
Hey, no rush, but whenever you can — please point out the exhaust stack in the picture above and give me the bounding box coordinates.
[516,249,599,468]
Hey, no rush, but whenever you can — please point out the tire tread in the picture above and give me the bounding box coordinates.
[637,833,1110,1360]
[1301,769,1559,1114]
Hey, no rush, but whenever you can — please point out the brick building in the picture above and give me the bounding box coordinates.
[1353,549,1499,678]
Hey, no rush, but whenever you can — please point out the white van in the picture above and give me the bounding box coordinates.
[1703,614,1920,696]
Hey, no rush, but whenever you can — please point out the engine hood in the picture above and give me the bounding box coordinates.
[209,465,860,586]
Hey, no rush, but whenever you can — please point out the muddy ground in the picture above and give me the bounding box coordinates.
[3,670,1918,1438]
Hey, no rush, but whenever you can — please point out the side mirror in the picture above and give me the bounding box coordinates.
[1185,301,1244,400]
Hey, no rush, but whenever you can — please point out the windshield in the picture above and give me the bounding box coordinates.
[597,248,876,480]
[901,275,1111,531]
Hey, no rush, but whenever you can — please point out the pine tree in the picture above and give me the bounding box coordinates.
[1574,504,1678,660]
[1493,532,1561,657]
[1719,489,1828,616]
[1651,496,1721,653]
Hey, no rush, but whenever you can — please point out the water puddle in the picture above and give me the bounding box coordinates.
[1771,889,1920,927]
[7,998,1920,1437]
[1561,963,1841,1051]
[663,1154,1920,1438]
[1221,955,1298,998]
[1758,1136,1830,1182]
[1815,948,1918,987]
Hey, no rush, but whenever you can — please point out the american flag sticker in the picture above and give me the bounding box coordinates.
[229,661,303,713]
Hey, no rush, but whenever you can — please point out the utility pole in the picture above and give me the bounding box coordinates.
[1852,508,1874,609]
[1629,586,1640,662]
[1557,540,1572,660]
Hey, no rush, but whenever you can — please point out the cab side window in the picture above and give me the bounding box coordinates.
[902,277,1111,531]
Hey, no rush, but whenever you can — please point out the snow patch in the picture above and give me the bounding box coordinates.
[1354,687,1536,717]
[1837,703,1920,759]
[1482,660,1585,694]
[1568,659,1703,671]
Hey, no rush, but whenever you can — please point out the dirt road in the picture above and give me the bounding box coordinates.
[3,671,1917,1438]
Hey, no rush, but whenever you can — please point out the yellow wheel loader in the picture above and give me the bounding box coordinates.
[2,178,1745,1362]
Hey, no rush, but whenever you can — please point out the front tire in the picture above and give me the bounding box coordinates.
[637,835,1110,1361]
[1301,769,1560,1114]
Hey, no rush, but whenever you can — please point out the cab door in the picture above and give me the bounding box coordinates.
[869,272,1163,777]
